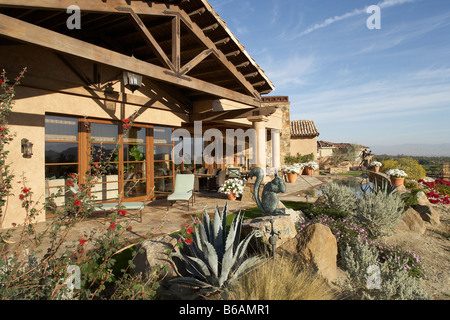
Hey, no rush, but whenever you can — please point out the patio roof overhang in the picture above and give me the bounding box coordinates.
[0,0,274,111]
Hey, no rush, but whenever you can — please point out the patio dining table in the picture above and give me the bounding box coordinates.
[194,173,216,191]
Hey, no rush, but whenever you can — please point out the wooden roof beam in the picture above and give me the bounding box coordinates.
[202,23,218,32]
[213,37,230,46]
[117,7,176,72]
[188,7,205,17]
[0,13,261,107]
[225,50,240,58]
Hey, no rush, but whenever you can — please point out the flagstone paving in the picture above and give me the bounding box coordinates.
[2,175,331,254]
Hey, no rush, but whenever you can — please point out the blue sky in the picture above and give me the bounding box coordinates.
[208,0,450,155]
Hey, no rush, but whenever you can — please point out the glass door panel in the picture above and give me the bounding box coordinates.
[123,126,148,199]
[91,122,120,202]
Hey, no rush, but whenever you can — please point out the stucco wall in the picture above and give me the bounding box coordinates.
[0,44,189,228]
[290,137,318,160]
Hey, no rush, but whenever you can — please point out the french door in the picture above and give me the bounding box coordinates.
[45,115,175,216]
[88,121,174,202]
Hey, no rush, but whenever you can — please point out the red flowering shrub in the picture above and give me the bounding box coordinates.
[418,178,450,205]
[0,72,168,300]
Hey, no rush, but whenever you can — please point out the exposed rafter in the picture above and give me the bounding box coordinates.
[0,13,261,107]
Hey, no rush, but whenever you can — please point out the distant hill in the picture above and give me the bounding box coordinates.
[371,143,450,157]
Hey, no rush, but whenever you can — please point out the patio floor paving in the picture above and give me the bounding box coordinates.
[2,175,331,255]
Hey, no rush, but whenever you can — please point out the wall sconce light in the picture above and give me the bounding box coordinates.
[21,138,33,158]
[123,70,143,93]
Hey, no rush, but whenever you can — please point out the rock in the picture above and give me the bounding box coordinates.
[397,207,426,235]
[285,208,308,225]
[416,191,431,206]
[242,213,297,249]
[280,223,338,283]
[132,234,180,279]
[414,204,441,226]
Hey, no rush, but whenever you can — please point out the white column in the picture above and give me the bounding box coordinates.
[271,129,281,171]
[248,115,269,175]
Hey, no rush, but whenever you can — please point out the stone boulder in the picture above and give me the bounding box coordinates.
[132,234,180,279]
[279,223,338,283]
[397,207,426,235]
[416,191,430,206]
[242,214,297,249]
[414,204,441,226]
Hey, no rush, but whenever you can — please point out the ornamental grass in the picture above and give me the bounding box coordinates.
[225,255,334,300]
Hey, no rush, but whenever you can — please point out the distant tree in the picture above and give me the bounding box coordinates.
[329,144,361,166]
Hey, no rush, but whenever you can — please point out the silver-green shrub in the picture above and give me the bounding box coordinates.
[352,192,404,238]
[340,240,430,300]
[321,182,357,216]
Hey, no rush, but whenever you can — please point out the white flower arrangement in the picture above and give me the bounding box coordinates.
[386,169,408,178]
[282,165,301,174]
[303,161,319,170]
[218,178,245,196]
[370,161,382,167]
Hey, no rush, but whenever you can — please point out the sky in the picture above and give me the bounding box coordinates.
[207,0,450,156]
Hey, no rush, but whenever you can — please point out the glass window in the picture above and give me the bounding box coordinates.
[45,115,79,213]
[92,143,119,163]
[154,177,173,194]
[91,123,118,143]
[154,126,172,144]
[124,127,146,144]
[45,142,78,163]
[123,145,146,162]
[154,145,172,161]
[154,161,173,177]
[45,115,78,141]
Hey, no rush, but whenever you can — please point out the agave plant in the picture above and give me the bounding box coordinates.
[171,203,261,295]
[362,177,400,196]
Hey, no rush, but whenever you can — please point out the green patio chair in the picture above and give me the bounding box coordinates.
[167,174,195,211]
[227,167,241,178]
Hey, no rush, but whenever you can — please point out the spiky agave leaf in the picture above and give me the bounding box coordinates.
[212,206,224,258]
[171,206,258,294]
[171,252,216,286]
[229,255,262,284]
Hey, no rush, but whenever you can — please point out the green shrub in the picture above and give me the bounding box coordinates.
[352,192,405,238]
[340,240,430,300]
[321,182,357,217]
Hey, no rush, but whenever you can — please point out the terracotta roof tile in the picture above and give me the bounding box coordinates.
[290,120,320,137]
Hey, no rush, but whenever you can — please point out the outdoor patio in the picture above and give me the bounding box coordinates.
[2,175,330,254]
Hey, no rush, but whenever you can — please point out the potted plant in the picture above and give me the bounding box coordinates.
[386,169,408,187]
[282,165,301,183]
[219,178,245,201]
[370,161,382,173]
[303,161,319,176]
[295,163,304,176]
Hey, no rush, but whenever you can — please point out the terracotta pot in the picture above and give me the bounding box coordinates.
[373,166,380,173]
[286,172,298,183]
[390,177,405,188]
[304,167,314,176]
[226,191,237,201]
[297,168,303,176]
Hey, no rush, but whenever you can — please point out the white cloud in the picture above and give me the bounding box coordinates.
[263,54,316,87]
[290,66,450,124]
[293,0,416,38]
